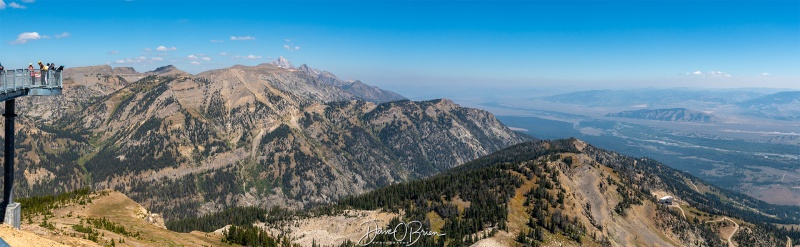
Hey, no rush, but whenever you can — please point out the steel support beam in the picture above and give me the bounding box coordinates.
[0,99,18,229]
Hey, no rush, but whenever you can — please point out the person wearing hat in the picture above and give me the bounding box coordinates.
[38,61,48,85]
[28,63,35,85]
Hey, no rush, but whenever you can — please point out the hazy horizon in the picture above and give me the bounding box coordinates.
[1,0,798,93]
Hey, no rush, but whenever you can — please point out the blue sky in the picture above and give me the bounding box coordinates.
[1,0,798,95]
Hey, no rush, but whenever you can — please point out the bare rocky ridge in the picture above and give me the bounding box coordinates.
[1,62,527,220]
[296,63,406,103]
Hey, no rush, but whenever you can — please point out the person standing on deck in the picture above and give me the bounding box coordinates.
[48,63,56,86]
[39,61,48,85]
[28,63,35,85]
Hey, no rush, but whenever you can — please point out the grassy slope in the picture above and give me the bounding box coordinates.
[18,190,235,247]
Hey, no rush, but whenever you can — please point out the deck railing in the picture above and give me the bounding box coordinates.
[0,69,63,93]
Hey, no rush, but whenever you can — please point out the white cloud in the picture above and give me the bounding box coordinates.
[8,2,25,9]
[151,57,163,61]
[156,45,177,52]
[210,40,224,43]
[190,61,201,65]
[55,32,70,38]
[283,39,301,52]
[201,57,211,61]
[707,71,730,77]
[762,72,770,76]
[283,45,301,52]
[686,70,731,77]
[11,32,42,44]
[143,48,152,52]
[219,52,229,56]
[234,55,262,60]
[113,56,150,64]
[21,0,34,3]
[107,51,119,55]
[0,1,6,9]
[187,55,198,60]
[230,36,255,41]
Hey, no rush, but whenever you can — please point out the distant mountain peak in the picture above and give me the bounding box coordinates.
[150,65,178,74]
[271,56,294,69]
[113,67,138,74]
[298,64,320,75]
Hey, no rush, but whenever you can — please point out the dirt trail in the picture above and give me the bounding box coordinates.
[724,218,739,247]
[707,217,739,247]
[688,180,699,192]
[669,204,686,219]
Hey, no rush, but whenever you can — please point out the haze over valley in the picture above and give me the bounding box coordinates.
[457,88,800,206]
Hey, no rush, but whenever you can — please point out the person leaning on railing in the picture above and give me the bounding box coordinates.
[39,61,48,85]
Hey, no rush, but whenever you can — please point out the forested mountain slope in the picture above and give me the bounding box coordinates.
[172,138,800,246]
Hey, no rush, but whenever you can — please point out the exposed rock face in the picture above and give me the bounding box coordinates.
[271,56,294,69]
[4,63,527,220]
[296,63,406,103]
[606,108,719,122]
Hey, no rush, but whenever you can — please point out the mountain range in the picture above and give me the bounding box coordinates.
[543,89,800,121]
[3,60,527,220]
[3,60,799,246]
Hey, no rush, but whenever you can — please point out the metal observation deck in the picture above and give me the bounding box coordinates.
[1,69,63,101]
[0,69,63,229]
